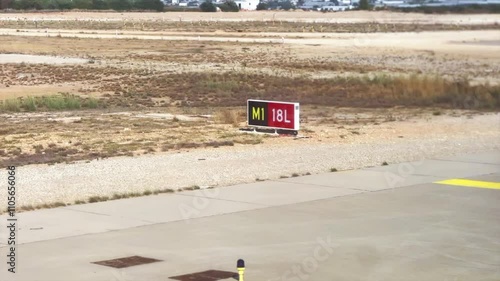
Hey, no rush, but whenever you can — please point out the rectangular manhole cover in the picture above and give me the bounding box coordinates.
[93,255,162,268]
[170,270,236,281]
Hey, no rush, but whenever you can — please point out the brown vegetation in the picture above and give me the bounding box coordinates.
[1,20,499,33]
[2,62,498,110]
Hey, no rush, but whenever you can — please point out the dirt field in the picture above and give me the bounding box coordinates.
[1,11,499,24]
[0,11,499,207]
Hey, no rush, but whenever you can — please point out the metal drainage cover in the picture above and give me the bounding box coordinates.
[169,270,237,281]
[93,256,162,269]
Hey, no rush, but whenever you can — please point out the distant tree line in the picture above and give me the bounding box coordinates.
[5,0,165,11]
[200,0,239,12]
[257,0,295,10]
[358,0,369,10]
[1,0,12,9]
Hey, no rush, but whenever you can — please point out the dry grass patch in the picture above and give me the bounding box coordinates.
[1,187,185,214]
[0,112,265,167]
[3,20,499,33]
[214,109,244,126]
[90,72,500,109]
[0,93,101,113]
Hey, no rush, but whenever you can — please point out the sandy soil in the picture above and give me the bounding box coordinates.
[1,28,499,91]
[0,53,88,64]
[0,84,83,100]
[3,28,500,59]
[1,11,499,24]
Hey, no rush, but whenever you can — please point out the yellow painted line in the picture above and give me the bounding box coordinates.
[435,179,500,190]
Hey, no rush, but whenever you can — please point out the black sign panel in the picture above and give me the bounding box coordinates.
[247,100,268,127]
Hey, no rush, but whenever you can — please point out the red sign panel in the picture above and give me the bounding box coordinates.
[267,102,295,129]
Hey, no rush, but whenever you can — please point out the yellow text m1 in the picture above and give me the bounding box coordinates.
[252,107,264,120]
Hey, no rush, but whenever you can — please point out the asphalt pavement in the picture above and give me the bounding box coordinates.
[0,150,499,281]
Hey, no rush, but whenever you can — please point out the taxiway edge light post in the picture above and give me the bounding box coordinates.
[237,259,245,281]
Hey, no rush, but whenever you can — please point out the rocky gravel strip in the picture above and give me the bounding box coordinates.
[2,126,499,209]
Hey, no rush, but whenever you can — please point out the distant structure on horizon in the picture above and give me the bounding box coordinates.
[161,0,500,10]
[234,0,260,10]
[382,0,500,8]
[296,0,500,11]
[164,0,258,9]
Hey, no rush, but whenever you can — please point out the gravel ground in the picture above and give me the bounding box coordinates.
[1,114,499,209]
[0,11,498,25]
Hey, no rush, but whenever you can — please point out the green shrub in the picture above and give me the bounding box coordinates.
[84,97,99,109]
[200,0,216,12]
[218,0,239,12]
[1,94,101,112]
[41,95,65,110]
[279,0,294,10]
[55,0,73,9]
[11,0,43,9]
[65,95,81,110]
[1,99,21,112]
[358,0,370,10]
[41,94,81,110]
[134,0,164,11]
[21,96,37,111]
[40,96,58,110]
[73,0,92,9]
[91,0,108,9]
[256,2,268,10]
[108,0,131,10]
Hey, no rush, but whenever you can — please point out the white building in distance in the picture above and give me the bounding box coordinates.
[234,0,260,10]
